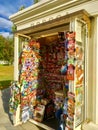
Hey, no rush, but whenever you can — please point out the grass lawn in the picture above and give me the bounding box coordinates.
[0,65,14,90]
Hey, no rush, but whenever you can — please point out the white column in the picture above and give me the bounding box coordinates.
[94,16,98,124]
[14,34,19,81]
[91,16,98,124]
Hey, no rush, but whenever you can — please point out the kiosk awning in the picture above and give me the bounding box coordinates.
[15,10,90,38]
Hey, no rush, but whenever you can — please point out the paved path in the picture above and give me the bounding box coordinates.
[0,88,44,130]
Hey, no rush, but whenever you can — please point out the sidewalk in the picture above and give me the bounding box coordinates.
[0,88,44,130]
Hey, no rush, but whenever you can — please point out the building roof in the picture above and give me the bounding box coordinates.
[9,0,98,37]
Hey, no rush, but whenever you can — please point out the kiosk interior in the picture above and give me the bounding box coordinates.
[9,10,89,130]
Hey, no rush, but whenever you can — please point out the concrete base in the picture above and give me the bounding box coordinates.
[82,122,98,130]
[75,125,81,130]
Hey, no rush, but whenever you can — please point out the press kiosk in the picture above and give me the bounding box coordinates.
[9,5,90,130]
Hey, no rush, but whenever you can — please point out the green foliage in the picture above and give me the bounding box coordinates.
[11,24,17,33]
[34,0,40,4]
[19,5,25,11]
[0,35,14,64]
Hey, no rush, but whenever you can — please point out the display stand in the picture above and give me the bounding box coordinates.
[65,18,87,130]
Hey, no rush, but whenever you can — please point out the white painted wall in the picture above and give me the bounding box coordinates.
[86,16,98,125]
[14,35,19,81]
[94,16,98,124]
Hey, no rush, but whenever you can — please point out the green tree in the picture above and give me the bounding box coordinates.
[0,35,14,64]
[19,5,25,11]
[11,24,17,33]
[34,0,40,4]
[0,35,6,60]
[6,37,14,64]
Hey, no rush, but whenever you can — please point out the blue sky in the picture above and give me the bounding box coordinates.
[0,0,34,37]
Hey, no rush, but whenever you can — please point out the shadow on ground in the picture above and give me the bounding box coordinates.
[1,87,13,124]
[1,88,10,113]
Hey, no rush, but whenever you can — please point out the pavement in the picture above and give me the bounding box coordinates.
[0,88,44,130]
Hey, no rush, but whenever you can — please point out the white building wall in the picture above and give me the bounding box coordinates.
[14,35,19,81]
[94,16,98,124]
[87,16,98,125]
